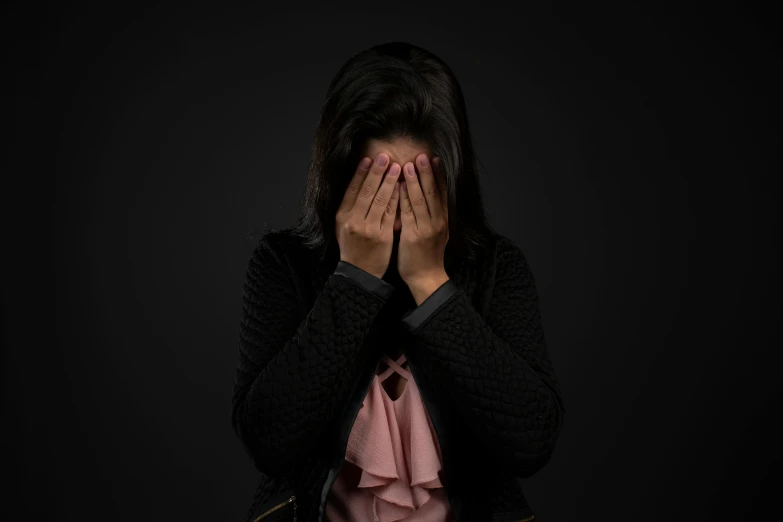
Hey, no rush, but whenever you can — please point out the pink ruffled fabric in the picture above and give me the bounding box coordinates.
[326,354,453,522]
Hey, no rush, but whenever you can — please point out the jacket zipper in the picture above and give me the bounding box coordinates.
[253,495,296,521]
[405,357,454,510]
[317,357,383,522]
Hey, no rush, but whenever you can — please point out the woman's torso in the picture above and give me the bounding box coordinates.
[325,351,453,522]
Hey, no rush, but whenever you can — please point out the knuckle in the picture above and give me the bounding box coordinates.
[373,193,387,208]
[348,220,368,236]
[365,226,379,240]
[359,184,376,198]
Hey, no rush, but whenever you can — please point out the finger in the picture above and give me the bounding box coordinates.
[382,180,401,233]
[337,156,373,215]
[367,162,401,225]
[354,153,390,218]
[402,161,429,223]
[414,154,441,220]
[432,157,448,214]
[400,176,416,229]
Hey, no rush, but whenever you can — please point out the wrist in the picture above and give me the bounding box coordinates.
[407,271,450,306]
[339,258,384,280]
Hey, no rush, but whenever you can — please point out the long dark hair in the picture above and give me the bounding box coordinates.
[289,41,497,266]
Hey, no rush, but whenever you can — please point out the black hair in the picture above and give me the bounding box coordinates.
[288,41,497,266]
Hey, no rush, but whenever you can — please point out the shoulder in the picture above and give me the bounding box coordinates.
[492,232,531,269]
[252,228,308,264]
[489,233,539,291]
[248,228,326,290]
[243,229,302,284]
[446,232,532,286]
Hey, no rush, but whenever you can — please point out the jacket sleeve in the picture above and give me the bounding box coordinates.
[401,237,565,478]
[231,234,395,477]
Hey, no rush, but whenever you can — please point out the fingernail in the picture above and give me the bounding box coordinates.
[359,158,372,170]
[377,154,388,167]
[418,156,429,168]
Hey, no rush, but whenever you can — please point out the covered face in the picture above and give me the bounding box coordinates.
[361,137,434,234]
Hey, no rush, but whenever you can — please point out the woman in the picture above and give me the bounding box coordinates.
[231,41,566,522]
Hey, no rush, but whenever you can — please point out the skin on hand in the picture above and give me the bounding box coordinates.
[360,137,451,305]
[336,150,402,279]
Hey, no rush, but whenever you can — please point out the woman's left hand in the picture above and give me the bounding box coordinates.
[398,154,451,305]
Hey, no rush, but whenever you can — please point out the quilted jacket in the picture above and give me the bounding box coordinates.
[231,229,566,521]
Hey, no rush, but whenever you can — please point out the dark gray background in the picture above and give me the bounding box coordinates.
[5,2,780,521]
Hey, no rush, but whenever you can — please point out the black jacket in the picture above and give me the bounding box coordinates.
[231,230,566,521]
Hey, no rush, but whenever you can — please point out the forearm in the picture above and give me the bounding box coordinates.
[400,240,565,477]
[404,287,563,465]
[233,252,395,475]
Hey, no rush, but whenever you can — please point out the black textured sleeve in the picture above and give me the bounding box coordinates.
[401,237,565,477]
[231,236,395,477]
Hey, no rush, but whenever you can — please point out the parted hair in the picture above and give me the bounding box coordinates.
[289,41,497,265]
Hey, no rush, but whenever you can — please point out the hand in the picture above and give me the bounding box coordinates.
[336,153,402,279]
[398,154,450,304]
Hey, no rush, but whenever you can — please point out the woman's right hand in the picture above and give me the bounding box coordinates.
[336,152,402,279]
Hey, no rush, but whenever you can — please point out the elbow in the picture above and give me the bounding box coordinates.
[231,395,291,478]
[512,436,562,478]
[514,449,554,478]
[514,396,566,478]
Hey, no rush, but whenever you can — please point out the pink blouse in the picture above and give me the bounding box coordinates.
[325,354,453,522]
